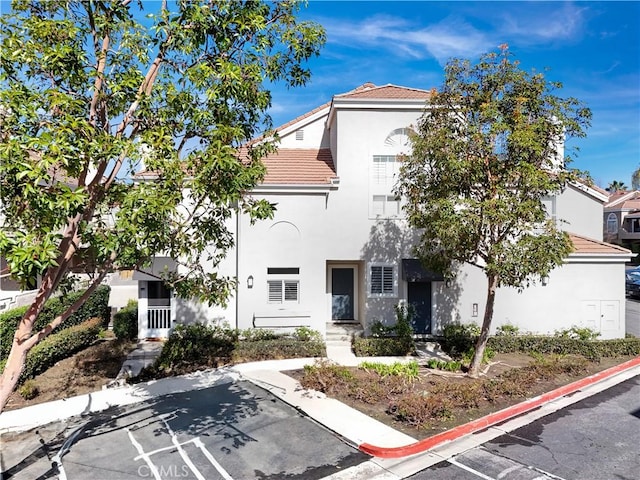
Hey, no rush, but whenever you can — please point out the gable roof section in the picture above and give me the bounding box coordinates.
[273,101,331,137]
[604,190,640,210]
[261,148,335,185]
[568,233,631,255]
[334,82,432,100]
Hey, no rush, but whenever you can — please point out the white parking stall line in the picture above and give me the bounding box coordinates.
[192,437,234,480]
[126,427,162,480]
[125,412,234,480]
[448,458,496,480]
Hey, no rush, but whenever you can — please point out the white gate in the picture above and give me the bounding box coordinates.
[143,306,172,338]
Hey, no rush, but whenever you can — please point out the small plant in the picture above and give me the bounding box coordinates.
[555,326,600,341]
[461,346,495,366]
[359,360,419,379]
[18,380,39,400]
[496,324,520,336]
[293,326,322,342]
[370,320,394,338]
[426,358,462,372]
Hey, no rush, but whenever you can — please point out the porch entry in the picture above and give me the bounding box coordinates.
[144,280,172,338]
[329,264,358,322]
[407,282,431,334]
[402,259,443,335]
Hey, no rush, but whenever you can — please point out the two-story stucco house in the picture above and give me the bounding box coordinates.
[135,83,632,341]
[604,190,640,262]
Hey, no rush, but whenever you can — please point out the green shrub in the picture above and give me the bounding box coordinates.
[359,360,419,379]
[442,322,480,357]
[496,324,520,336]
[487,335,640,361]
[555,326,600,341]
[0,285,111,360]
[155,323,236,371]
[293,326,323,342]
[233,337,325,362]
[18,379,39,400]
[353,337,414,357]
[20,317,102,383]
[238,328,279,341]
[113,301,138,340]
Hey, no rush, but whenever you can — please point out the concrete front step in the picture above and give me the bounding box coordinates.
[325,322,364,342]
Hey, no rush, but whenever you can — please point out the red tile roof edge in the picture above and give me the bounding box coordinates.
[568,233,631,255]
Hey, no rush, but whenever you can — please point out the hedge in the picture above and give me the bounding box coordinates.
[232,338,325,362]
[18,316,103,383]
[353,337,415,357]
[487,335,640,361]
[113,301,138,341]
[0,285,111,360]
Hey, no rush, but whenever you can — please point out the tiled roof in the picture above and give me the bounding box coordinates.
[605,190,640,209]
[261,148,336,184]
[568,233,630,254]
[335,82,432,100]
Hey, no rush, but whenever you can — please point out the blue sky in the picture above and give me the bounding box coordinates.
[267,1,640,189]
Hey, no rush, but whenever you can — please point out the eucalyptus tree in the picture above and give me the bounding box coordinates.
[397,46,591,377]
[0,0,325,410]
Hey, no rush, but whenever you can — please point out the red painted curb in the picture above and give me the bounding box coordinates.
[359,356,640,458]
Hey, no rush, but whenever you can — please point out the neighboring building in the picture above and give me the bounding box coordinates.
[136,83,633,340]
[604,190,640,263]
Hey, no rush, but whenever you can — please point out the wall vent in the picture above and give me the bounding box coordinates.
[295,129,304,141]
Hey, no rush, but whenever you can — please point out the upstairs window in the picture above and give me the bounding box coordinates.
[370,155,402,218]
[607,213,618,234]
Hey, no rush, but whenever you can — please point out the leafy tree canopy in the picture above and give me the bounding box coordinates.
[397,45,591,376]
[0,0,325,302]
[607,180,627,192]
[0,0,324,411]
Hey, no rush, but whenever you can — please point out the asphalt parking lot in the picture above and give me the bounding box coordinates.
[1,380,369,480]
[408,375,640,480]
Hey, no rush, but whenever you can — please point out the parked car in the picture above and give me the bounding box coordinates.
[626,269,640,298]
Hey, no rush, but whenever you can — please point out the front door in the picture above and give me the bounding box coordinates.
[408,282,431,334]
[332,267,355,321]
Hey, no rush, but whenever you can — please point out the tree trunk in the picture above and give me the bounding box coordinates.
[468,273,499,378]
[0,272,107,412]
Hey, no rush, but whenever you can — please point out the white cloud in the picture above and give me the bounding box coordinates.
[497,3,588,44]
[321,14,491,64]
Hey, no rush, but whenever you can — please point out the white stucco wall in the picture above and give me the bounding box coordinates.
[556,185,604,240]
[437,260,627,339]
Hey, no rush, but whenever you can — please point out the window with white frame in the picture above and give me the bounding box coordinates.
[607,213,618,234]
[370,155,402,218]
[369,263,396,296]
[267,267,300,303]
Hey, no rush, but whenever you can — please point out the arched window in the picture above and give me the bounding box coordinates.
[607,213,618,234]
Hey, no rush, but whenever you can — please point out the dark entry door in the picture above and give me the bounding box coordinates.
[408,282,431,334]
[332,268,354,321]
